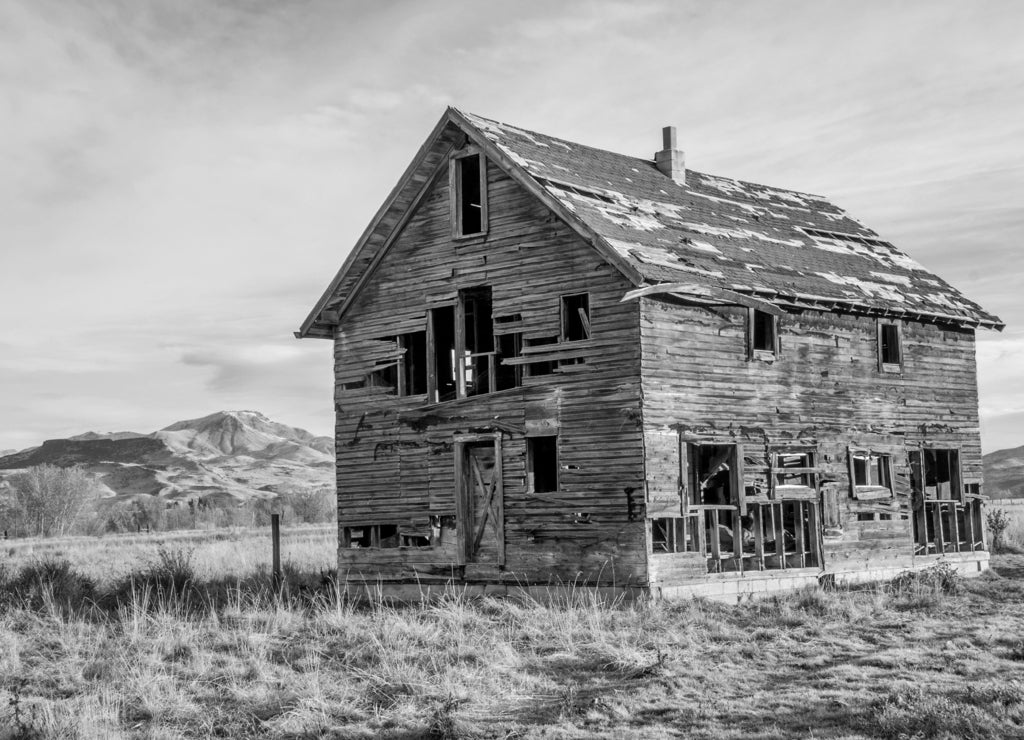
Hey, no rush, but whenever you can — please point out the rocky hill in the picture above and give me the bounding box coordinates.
[984,444,1024,499]
[0,411,334,504]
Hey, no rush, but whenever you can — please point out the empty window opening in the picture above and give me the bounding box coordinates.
[366,359,398,390]
[749,308,777,356]
[461,287,494,397]
[454,153,485,236]
[399,331,427,396]
[495,332,522,391]
[524,336,558,376]
[528,436,558,493]
[651,517,702,554]
[688,444,740,508]
[342,523,436,549]
[561,293,591,342]
[346,526,373,548]
[878,321,902,368]
[429,306,457,402]
[923,448,961,500]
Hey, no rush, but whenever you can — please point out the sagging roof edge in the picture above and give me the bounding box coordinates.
[629,283,1004,331]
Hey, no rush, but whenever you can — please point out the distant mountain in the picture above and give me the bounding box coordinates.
[984,445,1024,499]
[0,411,334,504]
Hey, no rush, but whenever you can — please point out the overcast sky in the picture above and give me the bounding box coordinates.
[1,0,1022,453]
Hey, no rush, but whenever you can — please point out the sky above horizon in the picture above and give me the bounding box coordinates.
[1,0,1022,453]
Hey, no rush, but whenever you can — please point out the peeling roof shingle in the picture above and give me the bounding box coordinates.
[463,111,1002,329]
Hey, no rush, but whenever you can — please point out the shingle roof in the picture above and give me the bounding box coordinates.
[462,111,1002,330]
[298,109,1002,338]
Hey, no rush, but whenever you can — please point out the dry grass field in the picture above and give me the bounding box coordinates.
[1,527,1023,739]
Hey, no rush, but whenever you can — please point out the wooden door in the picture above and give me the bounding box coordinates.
[454,435,505,566]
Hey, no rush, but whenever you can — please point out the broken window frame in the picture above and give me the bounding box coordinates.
[877,319,902,372]
[450,148,488,239]
[341,521,437,550]
[747,307,779,360]
[560,292,591,342]
[366,332,428,397]
[770,447,819,499]
[427,288,499,403]
[847,448,894,500]
[527,435,559,494]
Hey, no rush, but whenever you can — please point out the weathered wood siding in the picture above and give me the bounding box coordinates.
[640,299,984,584]
[332,155,647,585]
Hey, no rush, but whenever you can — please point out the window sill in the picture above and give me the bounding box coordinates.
[852,486,893,501]
[751,349,776,363]
[452,229,488,242]
[880,362,902,374]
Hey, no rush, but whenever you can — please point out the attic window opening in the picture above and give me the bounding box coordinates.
[878,320,902,371]
[748,308,778,359]
[453,152,487,237]
[527,436,558,493]
[561,293,591,342]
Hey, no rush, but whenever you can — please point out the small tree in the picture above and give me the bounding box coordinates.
[987,508,1011,553]
[288,486,336,523]
[11,464,99,537]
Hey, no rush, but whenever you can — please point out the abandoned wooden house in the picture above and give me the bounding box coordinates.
[296,108,1004,601]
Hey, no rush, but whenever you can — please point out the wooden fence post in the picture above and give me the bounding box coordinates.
[271,513,282,591]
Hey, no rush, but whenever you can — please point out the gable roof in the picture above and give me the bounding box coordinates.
[298,108,1003,338]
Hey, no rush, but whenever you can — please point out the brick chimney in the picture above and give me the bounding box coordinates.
[654,126,685,185]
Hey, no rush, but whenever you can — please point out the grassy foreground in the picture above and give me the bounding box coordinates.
[1,533,1023,738]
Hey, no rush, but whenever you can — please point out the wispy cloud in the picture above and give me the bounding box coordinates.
[1,0,1021,451]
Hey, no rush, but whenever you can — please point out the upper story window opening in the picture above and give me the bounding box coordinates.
[452,151,487,238]
[748,308,778,359]
[878,320,902,372]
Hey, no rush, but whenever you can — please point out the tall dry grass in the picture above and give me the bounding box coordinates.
[2,531,1024,738]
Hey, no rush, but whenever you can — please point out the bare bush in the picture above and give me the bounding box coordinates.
[8,465,100,537]
[287,486,335,524]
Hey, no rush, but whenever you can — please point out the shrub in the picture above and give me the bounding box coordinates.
[106,546,200,609]
[0,556,97,614]
[888,562,961,610]
[987,508,1011,552]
